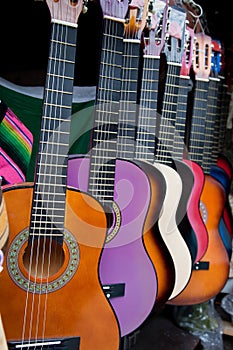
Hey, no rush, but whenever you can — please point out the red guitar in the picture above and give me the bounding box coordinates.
[0,1,120,349]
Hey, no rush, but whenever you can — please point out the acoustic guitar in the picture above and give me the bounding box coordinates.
[201,73,232,259]
[0,1,120,349]
[68,0,158,337]
[169,33,230,305]
[173,25,208,263]
[210,41,233,237]
[202,42,232,258]
[151,5,193,301]
[117,0,175,311]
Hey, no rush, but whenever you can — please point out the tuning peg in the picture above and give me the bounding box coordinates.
[82,0,88,13]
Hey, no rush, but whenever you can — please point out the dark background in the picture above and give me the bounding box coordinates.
[0,0,232,87]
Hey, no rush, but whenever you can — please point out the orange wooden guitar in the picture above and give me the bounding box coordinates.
[0,1,120,349]
[169,33,230,305]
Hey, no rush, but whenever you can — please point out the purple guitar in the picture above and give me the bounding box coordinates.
[68,0,157,337]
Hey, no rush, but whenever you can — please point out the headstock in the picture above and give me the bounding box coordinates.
[143,0,169,56]
[124,0,149,39]
[180,25,194,76]
[192,32,212,80]
[46,0,85,25]
[99,0,129,20]
[163,5,187,64]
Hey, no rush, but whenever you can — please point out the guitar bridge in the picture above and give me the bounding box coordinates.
[193,261,210,270]
[8,337,80,349]
[103,283,125,299]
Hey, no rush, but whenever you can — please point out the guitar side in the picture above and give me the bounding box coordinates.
[0,184,120,350]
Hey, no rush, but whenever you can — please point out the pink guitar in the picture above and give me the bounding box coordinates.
[68,0,158,337]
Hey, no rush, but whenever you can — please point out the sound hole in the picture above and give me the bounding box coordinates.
[23,238,65,278]
[104,202,121,243]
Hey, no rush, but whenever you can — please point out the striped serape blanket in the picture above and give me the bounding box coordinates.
[0,100,33,185]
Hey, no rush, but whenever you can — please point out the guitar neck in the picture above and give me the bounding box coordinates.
[117,37,141,159]
[31,21,78,244]
[173,75,190,159]
[188,78,209,164]
[135,55,160,162]
[135,0,169,162]
[211,76,225,162]
[155,62,181,165]
[202,77,220,173]
[88,17,125,207]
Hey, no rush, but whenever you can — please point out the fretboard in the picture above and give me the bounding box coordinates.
[135,55,160,162]
[202,77,220,173]
[155,62,181,165]
[88,18,124,208]
[188,79,209,164]
[173,75,190,160]
[117,38,141,159]
[30,22,77,244]
[211,76,225,163]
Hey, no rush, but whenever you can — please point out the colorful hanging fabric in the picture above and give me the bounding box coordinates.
[0,100,33,185]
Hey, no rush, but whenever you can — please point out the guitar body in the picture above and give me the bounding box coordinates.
[173,159,198,263]
[184,159,209,261]
[169,174,230,305]
[0,184,120,350]
[134,159,175,310]
[151,162,193,300]
[68,156,157,336]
